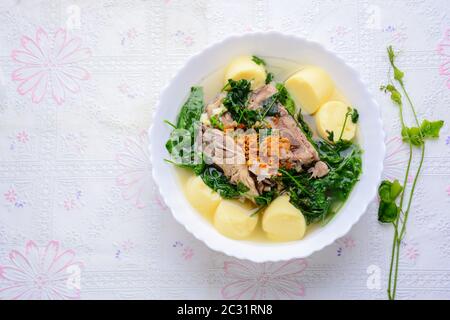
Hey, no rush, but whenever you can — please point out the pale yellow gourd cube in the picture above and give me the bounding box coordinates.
[224,56,266,89]
[214,200,258,239]
[285,66,334,114]
[262,195,306,241]
[315,100,356,142]
[186,176,222,218]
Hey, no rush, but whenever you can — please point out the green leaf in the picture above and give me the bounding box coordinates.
[165,87,205,174]
[201,166,249,199]
[275,83,296,116]
[378,180,393,202]
[281,146,362,224]
[351,108,359,123]
[402,126,423,146]
[387,46,404,83]
[378,179,403,203]
[378,201,399,223]
[326,130,334,142]
[252,55,266,66]
[237,182,250,194]
[210,115,224,130]
[176,86,204,129]
[387,46,395,65]
[394,67,404,83]
[420,120,444,139]
[265,72,274,84]
[254,190,277,206]
[297,112,313,139]
[193,161,206,175]
[390,179,403,200]
[334,139,353,152]
[223,79,260,127]
[380,84,402,106]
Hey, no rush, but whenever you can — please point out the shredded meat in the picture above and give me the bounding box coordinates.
[205,93,237,129]
[267,106,319,165]
[205,94,224,116]
[308,161,329,178]
[199,85,329,196]
[201,127,259,197]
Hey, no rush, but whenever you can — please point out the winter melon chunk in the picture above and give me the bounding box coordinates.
[262,195,306,241]
[285,66,334,114]
[186,176,222,218]
[224,56,266,89]
[214,200,258,239]
[315,100,356,142]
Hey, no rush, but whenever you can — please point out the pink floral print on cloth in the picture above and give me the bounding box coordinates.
[11,28,91,105]
[0,240,83,300]
[222,259,307,300]
[437,29,450,89]
[383,136,409,181]
[116,131,153,209]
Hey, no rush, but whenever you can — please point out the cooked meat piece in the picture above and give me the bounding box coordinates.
[256,179,275,194]
[205,93,237,129]
[202,127,259,197]
[248,84,277,110]
[205,93,225,117]
[220,112,237,129]
[308,161,329,178]
[267,105,319,167]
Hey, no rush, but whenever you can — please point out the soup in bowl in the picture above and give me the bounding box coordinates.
[149,32,384,262]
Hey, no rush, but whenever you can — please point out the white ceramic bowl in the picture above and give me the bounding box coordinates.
[149,32,385,262]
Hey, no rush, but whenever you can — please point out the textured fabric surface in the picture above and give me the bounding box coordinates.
[0,0,449,299]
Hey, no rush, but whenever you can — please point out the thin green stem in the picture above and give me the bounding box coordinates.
[338,110,351,141]
[399,133,425,241]
[397,82,423,240]
[389,66,424,300]
[387,227,398,300]
[400,83,420,127]
[392,236,402,299]
[397,104,412,212]
[260,97,277,119]
[387,99,413,300]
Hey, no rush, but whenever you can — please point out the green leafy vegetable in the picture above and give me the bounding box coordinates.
[351,108,359,123]
[401,126,423,146]
[201,166,249,199]
[265,72,274,84]
[254,190,277,207]
[326,130,334,142]
[378,202,399,223]
[275,83,296,116]
[252,55,266,66]
[387,46,404,84]
[420,120,444,139]
[176,86,204,130]
[222,79,258,127]
[380,84,402,106]
[280,145,362,224]
[377,180,402,223]
[379,45,445,300]
[297,112,313,139]
[223,80,298,127]
[165,86,205,174]
[210,115,224,130]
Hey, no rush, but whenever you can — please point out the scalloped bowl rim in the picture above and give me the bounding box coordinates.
[148,32,385,263]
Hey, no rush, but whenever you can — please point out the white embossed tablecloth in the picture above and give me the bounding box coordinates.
[0,0,449,300]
